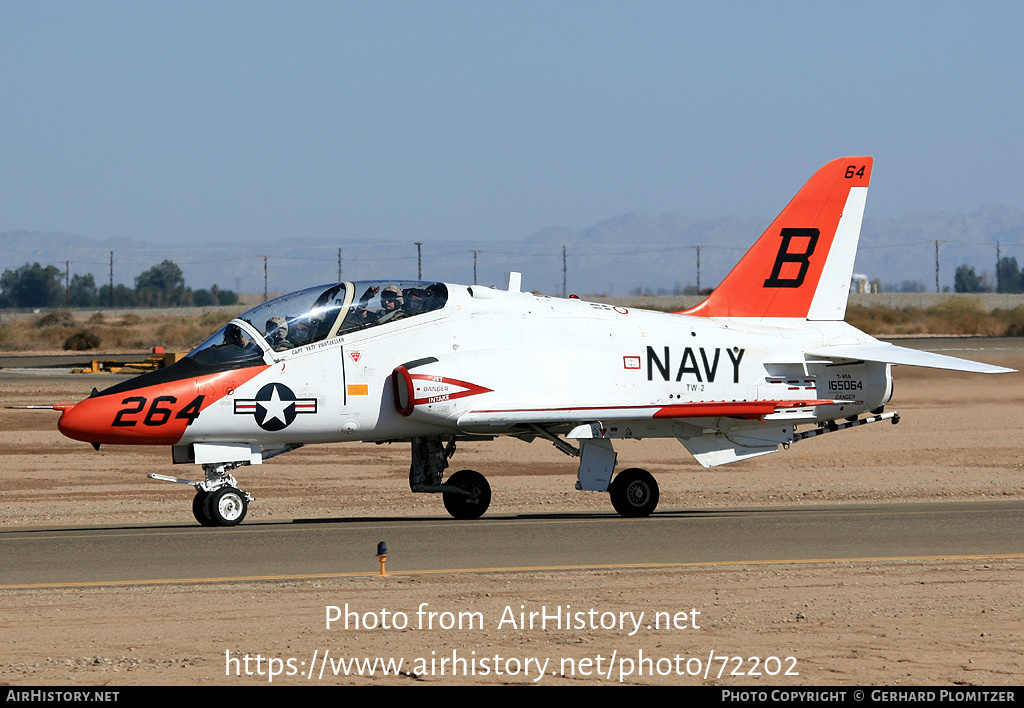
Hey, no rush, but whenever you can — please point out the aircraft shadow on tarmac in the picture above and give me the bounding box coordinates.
[0,506,807,535]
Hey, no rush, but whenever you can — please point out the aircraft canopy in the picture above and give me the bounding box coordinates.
[186,281,448,370]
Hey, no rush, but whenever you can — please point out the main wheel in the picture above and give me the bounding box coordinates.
[192,490,218,527]
[207,486,248,527]
[609,468,659,517]
[442,469,491,520]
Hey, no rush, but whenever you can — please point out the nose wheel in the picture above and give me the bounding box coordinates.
[193,487,249,527]
[192,490,219,527]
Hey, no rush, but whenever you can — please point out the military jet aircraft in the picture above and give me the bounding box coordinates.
[54,157,1014,526]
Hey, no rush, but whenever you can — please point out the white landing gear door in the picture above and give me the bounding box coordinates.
[576,439,617,491]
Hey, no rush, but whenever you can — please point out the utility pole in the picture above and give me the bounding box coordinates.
[934,240,942,292]
[414,242,422,279]
[62,260,71,307]
[260,255,269,301]
[470,250,480,284]
[337,247,343,282]
[562,245,567,298]
[692,245,702,293]
[996,241,1002,293]
[109,251,114,308]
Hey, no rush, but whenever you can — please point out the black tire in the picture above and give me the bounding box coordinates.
[192,490,218,527]
[442,469,491,520]
[609,468,659,517]
[207,486,248,527]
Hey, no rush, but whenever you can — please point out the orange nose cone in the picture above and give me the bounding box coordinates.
[57,395,183,446]
[57,397,118,444]
[54,364,266,448]
[57,400,97,443]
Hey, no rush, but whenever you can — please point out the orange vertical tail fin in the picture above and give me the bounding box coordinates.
[682,157,872,320]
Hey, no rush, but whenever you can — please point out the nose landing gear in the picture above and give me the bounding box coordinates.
[150,463,254,527]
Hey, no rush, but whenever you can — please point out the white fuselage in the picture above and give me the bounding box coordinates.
[175,284,891,453]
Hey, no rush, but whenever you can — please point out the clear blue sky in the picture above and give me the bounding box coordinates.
[3,1,1023,246]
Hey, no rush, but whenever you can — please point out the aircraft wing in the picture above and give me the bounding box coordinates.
[805,343,1016,374]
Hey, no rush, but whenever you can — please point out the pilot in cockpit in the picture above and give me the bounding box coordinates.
[223,323,259,355]
[375,285,407,324]
[264,316,293,351]
[401,287,429,315]
[349,284,407,327]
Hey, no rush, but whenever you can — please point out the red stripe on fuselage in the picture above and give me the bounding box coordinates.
[57,366,269,445]
[468,399,834,420]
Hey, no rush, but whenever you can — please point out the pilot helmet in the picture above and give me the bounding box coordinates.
[425,283,446,310]
[381,284,404,305]
[403,287,428,313]
[266,316,288,335]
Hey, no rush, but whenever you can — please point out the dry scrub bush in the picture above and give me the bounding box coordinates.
[993,306,1024,337]
[924,297,1000,336]
[63,330,101,351]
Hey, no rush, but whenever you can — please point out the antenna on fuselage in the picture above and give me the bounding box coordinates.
[508,272,522,293]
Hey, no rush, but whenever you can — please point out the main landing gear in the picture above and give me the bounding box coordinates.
[608,468,660,518]
[409,433,660,520]
[409,437,492,519]
[527,425,662,518]
[150,463,254,527]
[441,469,492,520]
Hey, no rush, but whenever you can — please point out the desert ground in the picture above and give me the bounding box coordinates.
[0,341,1022,686]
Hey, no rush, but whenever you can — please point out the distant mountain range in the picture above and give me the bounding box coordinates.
[4,204,1024,299]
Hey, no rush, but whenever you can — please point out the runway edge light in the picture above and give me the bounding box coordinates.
[377,541,388,576]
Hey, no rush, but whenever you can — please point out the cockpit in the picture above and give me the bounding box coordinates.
[186,281,448,370]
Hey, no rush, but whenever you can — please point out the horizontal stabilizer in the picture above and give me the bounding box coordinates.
[806,343,1015,374]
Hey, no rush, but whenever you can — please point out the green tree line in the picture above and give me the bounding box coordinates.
[0,260,239,309]
[955,257,1024,293]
